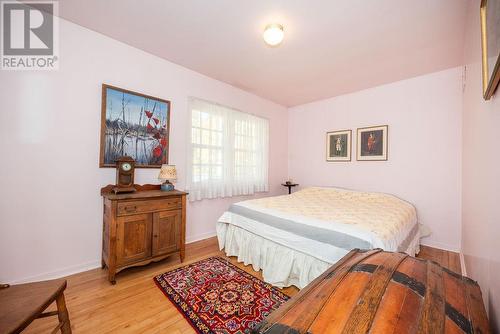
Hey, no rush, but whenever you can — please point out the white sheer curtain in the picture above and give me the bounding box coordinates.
[186,97,269,201]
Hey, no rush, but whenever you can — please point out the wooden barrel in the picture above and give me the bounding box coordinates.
[253,249,490,334]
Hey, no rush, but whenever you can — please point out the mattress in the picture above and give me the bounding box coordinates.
[218,187,419,264]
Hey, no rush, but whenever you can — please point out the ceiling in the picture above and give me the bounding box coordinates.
[57,0,468,107]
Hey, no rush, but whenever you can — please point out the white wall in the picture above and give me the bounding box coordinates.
[288,67,463,251]
[461,0,500,330]
[0,19,288,283]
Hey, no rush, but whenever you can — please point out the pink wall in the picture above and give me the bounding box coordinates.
[1,11,498,332]
[461,1,500,330]
[0,19,288,283]
[288,67,463,251]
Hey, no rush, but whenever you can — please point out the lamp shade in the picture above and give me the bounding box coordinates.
[158,164,177,181]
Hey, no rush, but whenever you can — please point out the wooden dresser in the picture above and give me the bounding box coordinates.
[253,249,490,334]
[101,185,187,284]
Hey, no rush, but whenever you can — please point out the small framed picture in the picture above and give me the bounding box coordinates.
[357,125,388,161]
[326,130,351,161]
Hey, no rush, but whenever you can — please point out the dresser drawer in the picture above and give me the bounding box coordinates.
[117,197,181,216]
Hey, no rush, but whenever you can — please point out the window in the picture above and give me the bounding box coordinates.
[187,98,269,201]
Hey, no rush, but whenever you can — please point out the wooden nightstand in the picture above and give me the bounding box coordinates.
[100,184,188,284]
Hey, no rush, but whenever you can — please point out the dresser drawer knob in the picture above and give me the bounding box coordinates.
[124,206,137,212]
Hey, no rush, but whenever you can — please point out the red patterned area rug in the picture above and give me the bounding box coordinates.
[154,257,289,334]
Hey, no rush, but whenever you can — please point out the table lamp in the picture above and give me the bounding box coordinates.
[158,164,177,191]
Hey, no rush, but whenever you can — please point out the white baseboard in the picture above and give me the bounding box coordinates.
[460,252,468,277]
[10,233,218,284]
[9,234,466,284]
[420,240,460,253]
[10,260,101,284]
[186,231,217,244]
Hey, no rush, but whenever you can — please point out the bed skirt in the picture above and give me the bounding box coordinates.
[217,222,421,289]
[217,223,331,288]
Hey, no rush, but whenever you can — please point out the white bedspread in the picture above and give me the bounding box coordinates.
[217,187,421,288]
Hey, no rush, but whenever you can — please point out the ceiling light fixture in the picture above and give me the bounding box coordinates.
[263,23,284,46]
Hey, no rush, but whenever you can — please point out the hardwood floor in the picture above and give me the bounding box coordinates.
[418,244,461,274]
[23,238,460,333]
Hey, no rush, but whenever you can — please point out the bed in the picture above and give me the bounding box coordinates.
[217,187,420,289]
